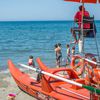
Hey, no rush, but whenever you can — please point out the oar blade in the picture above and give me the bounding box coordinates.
[83,85,100,94]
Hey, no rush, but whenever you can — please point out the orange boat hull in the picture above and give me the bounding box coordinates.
[8,60,97,100]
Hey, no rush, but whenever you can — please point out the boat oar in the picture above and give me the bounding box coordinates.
[83,57,100,66]
[19,63,100,94]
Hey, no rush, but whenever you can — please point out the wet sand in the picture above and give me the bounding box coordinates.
[0,71,36,100]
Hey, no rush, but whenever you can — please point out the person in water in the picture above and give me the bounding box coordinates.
[71,5,90,43]
[54,43,62,68]
[66,44,70,65]
[72,46,75,55]
[28,55,35,67]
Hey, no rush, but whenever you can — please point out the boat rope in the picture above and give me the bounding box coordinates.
[57,86,90,100]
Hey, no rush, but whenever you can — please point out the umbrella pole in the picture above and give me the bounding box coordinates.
[79,3,84,54]
[81,4,93,100]
[81,3,84,54]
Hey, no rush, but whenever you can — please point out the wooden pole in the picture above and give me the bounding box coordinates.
[81,3,84,54]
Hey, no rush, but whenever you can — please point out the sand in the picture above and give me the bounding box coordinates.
[0,71,36,100]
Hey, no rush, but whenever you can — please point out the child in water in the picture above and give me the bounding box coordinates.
[28,55,35,67]
[72,46,75,55]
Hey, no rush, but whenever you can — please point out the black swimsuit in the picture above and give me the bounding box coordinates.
[56,51,62,62]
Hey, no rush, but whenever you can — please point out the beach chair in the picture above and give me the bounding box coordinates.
[71,16,96,38]
[83,16,96,38]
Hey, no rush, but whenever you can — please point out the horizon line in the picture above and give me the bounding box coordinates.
[0,20,100,22]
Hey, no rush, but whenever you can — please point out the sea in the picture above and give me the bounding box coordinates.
[0,21,100,72]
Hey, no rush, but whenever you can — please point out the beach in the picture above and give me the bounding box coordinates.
[0,71,36,100]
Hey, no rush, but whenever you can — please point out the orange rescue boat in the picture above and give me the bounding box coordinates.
[8,59,100,100]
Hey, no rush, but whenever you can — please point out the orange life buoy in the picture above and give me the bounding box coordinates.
[70,54,97,76]
[70,55,85,76]
[70,55,82,68]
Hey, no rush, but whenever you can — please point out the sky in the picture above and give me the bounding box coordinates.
[0,0,100,21]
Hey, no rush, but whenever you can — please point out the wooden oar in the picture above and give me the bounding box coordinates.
[19,63,100,94]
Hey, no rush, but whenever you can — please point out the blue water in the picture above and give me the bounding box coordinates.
[0,21,100,70]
